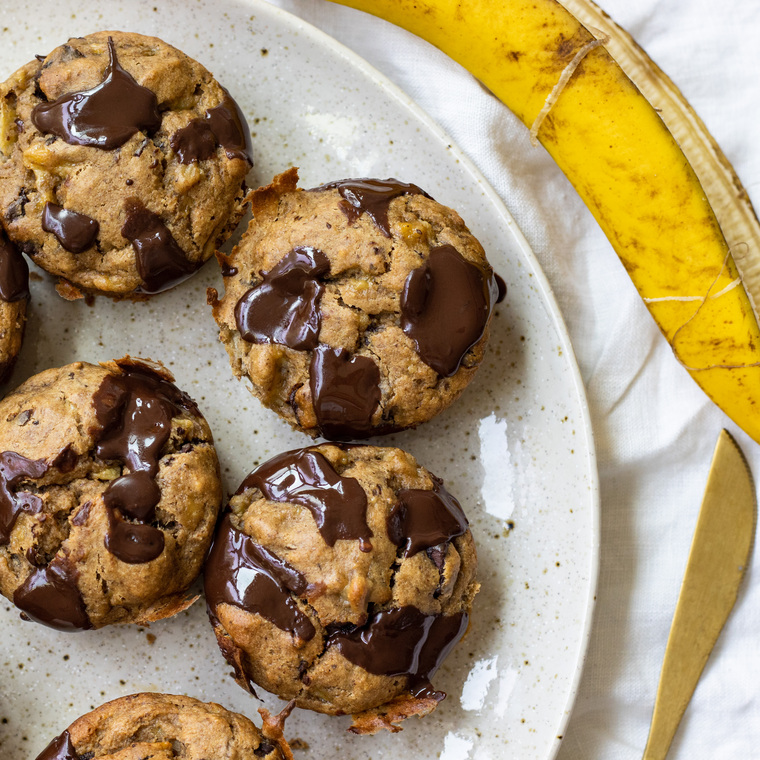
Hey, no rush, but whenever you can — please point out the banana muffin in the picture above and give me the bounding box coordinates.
[34,692,292,760]
[204,443,479,734]
[0,30,252,298]
[208,167,502,440]
[0,357,222,630]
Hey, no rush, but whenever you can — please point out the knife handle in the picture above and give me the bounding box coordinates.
[642,430,755,760]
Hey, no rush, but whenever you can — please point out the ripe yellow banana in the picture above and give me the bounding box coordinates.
[325,0,760,443]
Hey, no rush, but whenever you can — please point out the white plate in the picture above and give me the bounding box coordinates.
[0,2,599,759]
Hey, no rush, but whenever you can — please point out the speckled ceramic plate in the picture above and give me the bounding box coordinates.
[0,2,599,759]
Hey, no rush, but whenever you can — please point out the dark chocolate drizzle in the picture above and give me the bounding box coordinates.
[327,605,467,697]
[0,451,47,544]
[121,198,197,294]
[387,477,468,558]
[0,229,30,302]
[31,37,161,150]
[315,178,430,237]
[309,345,381,440]
[34,729,80,760]
[14,558,92,631]
[400,244,498,377]
[234,246,330,351]
[42,202,99,253]
[241,447,372,551]
[92,362,196,564]
[171,90,253,166]
[204,513,315,641]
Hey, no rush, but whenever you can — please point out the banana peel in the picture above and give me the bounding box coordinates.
[324,0,760,443]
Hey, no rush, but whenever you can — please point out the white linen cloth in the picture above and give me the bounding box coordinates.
[265,1,760,758]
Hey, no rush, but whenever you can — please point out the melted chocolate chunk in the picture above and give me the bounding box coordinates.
[171,119,217,164]
[208,92,253,164]
[315,178,430,237]
[205,514,315,640]
[14,558,91,631]
[94,367,183,476]
[104,505,164,564]
[51,444,79,473]
[103,471,160,522]
[241,447,372,551]
[234,247,330,351]
[0,451,47,544]
[253,741,275,758]
[400,244,498,377]
[6,187,29,223]
[171,90,253,166]
[309,346,381,440]
[387,477,468,557]
[121,199,197,294]
[35,730,80,760]
[31,37,161,150]
[0,230,30,302]
[93,362,196,564]
[327,606,467,696]
[41,203,99,253]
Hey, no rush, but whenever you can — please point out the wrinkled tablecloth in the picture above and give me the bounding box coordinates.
[265,2,760,758]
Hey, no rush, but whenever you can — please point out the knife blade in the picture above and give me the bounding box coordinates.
[643,429,757,760]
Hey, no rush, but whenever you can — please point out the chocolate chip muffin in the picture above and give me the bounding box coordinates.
[0,228,29,383]
[204,443,479,734]
[0,357,222,630]
[0,30,252,298]
[34,692,292,760]
[208,167,502,440]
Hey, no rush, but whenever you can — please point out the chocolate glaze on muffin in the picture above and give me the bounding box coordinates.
[0,31,252,298]
[209,167,503,440]
[0,357,222,630]
[204,443,478,734]
[34,692,292,760]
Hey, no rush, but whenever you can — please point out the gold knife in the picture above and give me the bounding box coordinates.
[643,429,757,760]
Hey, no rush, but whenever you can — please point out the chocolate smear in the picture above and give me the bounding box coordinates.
[234,246,330,350]
[14,557,91,631]
[0,229,30,302]
[93,361,196,564]
[315,178,430,237]
[205,514,315,641]
[35,729,80,760]
[400,244,498,377]
[0,451,47,544]
[309,346,381,440]
[121,198,197,294]
[327,605,467,697]
[31,37,161,150]
[172,90,253,166]
[42,203,99,253]
[242,447,372,551]
[388,477,468,557]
